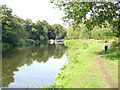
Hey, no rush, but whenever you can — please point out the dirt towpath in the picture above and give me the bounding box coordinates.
[96,52,118,88]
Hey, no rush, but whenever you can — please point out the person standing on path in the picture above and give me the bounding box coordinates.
[104,41,109,53]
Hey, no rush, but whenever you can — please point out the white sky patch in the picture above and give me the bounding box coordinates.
[0,0,65,25]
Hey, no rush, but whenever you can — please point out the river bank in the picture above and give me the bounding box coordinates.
[2,40,50,51]
[47,39,118,88]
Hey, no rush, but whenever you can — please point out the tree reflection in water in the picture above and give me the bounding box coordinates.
[2,44,67,87]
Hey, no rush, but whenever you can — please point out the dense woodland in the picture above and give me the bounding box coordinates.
[1,5,66,48]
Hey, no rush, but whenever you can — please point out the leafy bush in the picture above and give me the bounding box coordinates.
[109,40,118,50]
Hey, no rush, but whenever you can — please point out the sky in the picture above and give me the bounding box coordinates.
[1,0,65,25]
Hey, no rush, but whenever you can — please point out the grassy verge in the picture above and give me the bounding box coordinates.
[45,39,118,88]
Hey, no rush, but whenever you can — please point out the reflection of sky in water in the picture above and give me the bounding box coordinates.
[8,54,68,88]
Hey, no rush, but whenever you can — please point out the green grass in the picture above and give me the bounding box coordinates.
[49,39,118,88]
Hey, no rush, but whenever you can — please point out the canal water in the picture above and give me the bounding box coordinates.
[2,44,68,88]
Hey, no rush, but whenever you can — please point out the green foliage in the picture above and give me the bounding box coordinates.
[65,22,116,40]
[1,5,29,47]
[1,5,66,49]
[16,39,26,46]
[52,24,66,39]
[52,1,119,37]
[80,28,91,39]
[65,26,80,39]
[40,35,44,41]
[42,84,64,88]
[35,40,41,45]
[2,42,12,50]
[30,20,66,41]
[65,24,92,40]
[91,24,114,40]
[109,40,118,51]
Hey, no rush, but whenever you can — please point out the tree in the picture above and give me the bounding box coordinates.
[1,5,29,46]
[65,24,91,39]
[47,25,56,39]
[32,20,49,41]
[52,24,66,39]
[24,19,33,32]
[1,5,67,47]
[51,1,120,37]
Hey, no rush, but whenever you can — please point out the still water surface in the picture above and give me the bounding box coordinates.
[2,44,68,88]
